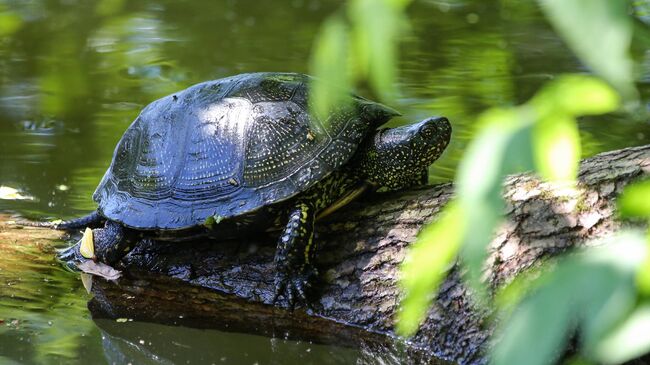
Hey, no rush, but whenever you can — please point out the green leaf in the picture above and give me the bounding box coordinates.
[309,17,351,120]
[495,264,551,314]
[637,229,650,296]
[458,108,530,201]
[397,202,465,336]
[533,114,581,182]
[456,108,535,294]
[594,304,650,364]
[490,268,577,365]
[491,233,647,365]
[532,75,621,116]
[620,181,650,295]
[618,179,650,219]
[539,0,635,97]
[349,0,404,101]
[637,259,650,297]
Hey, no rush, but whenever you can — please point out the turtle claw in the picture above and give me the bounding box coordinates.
[272,267,317,310]
[56,242,87,272]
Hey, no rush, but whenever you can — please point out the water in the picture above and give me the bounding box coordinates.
[0,0,648,364]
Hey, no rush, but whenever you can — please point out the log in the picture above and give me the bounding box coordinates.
[4,144,650,365]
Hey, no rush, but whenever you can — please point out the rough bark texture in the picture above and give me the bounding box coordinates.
[6,144,650,365]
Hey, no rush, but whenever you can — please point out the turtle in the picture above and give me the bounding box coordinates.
[51,72,451,307]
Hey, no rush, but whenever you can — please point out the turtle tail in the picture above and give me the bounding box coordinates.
[19,211,105,230]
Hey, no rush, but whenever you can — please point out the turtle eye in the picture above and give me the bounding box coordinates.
[419,123,437,140]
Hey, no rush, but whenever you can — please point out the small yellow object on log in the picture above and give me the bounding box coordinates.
[80,227,95,259]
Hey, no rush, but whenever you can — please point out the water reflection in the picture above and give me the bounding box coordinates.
[0,221,102,364]
[96,320,364,365]
[0,0,649,364]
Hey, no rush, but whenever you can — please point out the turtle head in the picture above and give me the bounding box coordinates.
[358,116,451,190]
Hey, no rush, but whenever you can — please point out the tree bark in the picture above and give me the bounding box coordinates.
[5,144,650,365]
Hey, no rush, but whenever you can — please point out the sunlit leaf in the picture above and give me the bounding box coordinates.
[637,258,650,297]
[397,202,465,336]
[619,181,650,295]
[458,108,530,200]
[594,304,650,364]
[456,108,534,294]
[638,229,650,296]
[618,179,650,219]
[309,17,351,121]
[532,75,621,116]
[539,0,635,97]
[533,114,581,182]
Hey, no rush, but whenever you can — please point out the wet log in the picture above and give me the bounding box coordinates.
[5,144,650,365]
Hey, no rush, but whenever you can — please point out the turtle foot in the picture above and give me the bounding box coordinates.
[272,266,317,310]
[56,243,86,272]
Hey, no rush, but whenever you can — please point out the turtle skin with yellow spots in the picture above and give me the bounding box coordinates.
[54,72,452,308]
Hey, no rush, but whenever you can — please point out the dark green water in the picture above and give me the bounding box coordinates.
[0,1,648,364]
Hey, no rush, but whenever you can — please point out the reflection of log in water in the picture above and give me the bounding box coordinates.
[91,277,445,365]
[7,144,650,365]
[95,317,363,365]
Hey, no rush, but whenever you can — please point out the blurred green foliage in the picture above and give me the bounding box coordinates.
[493,233,647,365]
[539,0,635,97]
[618,179,650,219]
[309,0,410,118]
[397,202,464,335]
[309,0,650,364]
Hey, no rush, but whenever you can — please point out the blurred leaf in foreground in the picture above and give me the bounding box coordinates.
[539,0,635,97]
[491,232,647,365]
[309,17,351,120]
[594,303,650,364]
[530,76,619,182]
[398,75,619,335]
[348,0,409,101]
[397,202,464,336]
[309,0,411,119]
[617,179,650,296]
[618,179,650,219]
[456,108,534,294]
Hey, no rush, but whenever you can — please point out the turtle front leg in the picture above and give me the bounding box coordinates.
[273,202,318,308]
[57,220,136,271]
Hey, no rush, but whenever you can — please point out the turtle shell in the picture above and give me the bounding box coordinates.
[93,72,399,230]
